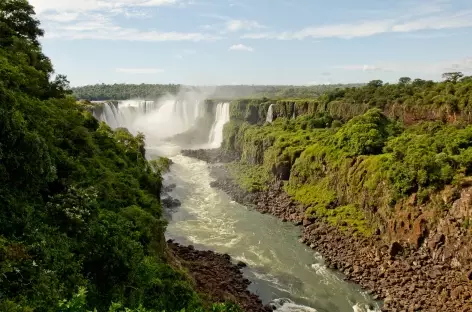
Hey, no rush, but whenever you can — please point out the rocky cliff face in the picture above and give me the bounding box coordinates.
[203,160,472,312]
[225,95,472,126]
[214,100,472,310]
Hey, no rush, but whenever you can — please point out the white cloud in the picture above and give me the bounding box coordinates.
[229,44,253,52]
[228,0,252,10]
[226,20,265,32]
[392,10,472,32]
[295,20,392,39]
[116,67,164,74]
[241,5,472,41]
[40,10,219,42]
[333,57,472,75]
[335,64,390,72]
[32,0,218,42]
[40,12,81,22]
[198,16,265,34]
[121,9,152,18]
[200,24,213,30]
[29,0,178,14]
[241,20,393,40]
[138,0,178,7]
[46,27,219,41]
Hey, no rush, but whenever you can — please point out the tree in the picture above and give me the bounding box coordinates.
[0,0,70,99]
[367,80,383,88]
[442,72,464,83]
[0,0,44,46]
[412,78,426,87]
[0,2,217,311]
[460,75,472,83]
[398,77,412,85]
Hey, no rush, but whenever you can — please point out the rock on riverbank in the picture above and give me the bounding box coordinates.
[167,240,271,312]
[203,160,472,312]
[181,149,239,163]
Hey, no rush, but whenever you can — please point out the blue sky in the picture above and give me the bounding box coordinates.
[31,0,472,86]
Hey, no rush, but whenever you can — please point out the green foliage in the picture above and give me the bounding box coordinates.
[226,162,271,192]
[57,287,241,312]
[149,157,173,174]
[1,3,234,312]
[223,98,472,236]
[286,178,337,211]
[225,71,472,126]
[333,108,401,156]
[383,122,472,197]
[324,205,373,236]
[72,84,363,101]
[72,84,180,101]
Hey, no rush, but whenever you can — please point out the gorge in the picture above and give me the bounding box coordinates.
[94,97,381,312]
[91,77,472,311]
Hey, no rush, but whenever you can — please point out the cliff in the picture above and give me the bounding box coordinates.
[223,104,472,265]
[225,77,472,126]
[213,86,472,309]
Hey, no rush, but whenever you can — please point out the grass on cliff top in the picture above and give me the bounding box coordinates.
[285,178,374,236]
[226,162,271,192]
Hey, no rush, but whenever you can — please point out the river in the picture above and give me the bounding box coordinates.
[96,99,382,312]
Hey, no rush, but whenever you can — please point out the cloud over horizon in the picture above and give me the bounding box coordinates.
[229,44,254,52]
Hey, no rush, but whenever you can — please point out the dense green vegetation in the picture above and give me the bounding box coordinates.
[72,84,363,101]
[226,163,270,193]
[223,76,472,237]
[56,287,241,312]
[225,74,472,126]
[72,84,180,101]
[0,1,239,311]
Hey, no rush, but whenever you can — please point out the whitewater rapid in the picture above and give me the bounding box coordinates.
[95,97,381,312]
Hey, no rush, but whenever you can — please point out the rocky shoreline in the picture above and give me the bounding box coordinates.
[182,149,239,163]
[187,149,472,312]
[167,240,271,312]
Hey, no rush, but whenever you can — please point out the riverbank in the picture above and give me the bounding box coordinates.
[167,240,270,312]
[182,149,239,163]
[185,149,472,312]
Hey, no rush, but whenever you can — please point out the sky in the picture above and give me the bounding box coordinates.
[30,0,472,86]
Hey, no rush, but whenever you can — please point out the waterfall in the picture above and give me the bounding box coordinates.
[266,104,275,123]
[94,100,160,130]
[207,103,230,148]
[94,99,206,139]
[94,96,229,154]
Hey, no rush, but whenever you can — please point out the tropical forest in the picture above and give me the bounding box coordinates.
[2,0,472,312]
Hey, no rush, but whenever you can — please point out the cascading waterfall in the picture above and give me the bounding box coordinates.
[94,98,206,140]
[94,100,159,130]
[207,102,230,148]
[266,104,275,123]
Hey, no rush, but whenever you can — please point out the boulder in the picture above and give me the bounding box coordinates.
[162,197,182,208]
[389,242,403,258]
